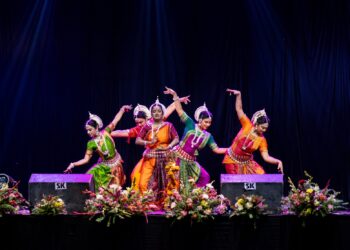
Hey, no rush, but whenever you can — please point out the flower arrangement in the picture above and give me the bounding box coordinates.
[84,185,158,226]
[120,187,159,215]
[230,194,267,220]
[281,171,348,217]
[163,179,231,223]
[0,184,29,217]
[32,195,67,215]
[84,185,132,226]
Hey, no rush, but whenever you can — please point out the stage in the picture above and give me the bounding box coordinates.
[1,1,350,249]
[1,212,349,250]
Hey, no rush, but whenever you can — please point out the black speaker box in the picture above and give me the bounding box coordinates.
[28,173,94,213]
[220,174,284,214]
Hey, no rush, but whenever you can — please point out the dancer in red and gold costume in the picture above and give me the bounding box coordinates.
[223,89,283,174]
[131,98,179,195]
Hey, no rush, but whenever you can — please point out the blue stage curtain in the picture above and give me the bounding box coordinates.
[0,0,349,200]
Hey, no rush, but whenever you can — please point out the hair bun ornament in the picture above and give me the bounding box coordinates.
[194,102,210,122]
[251,109,268,125]
[88,112,103,128]
[133,104,151,119]
[149,96,166,115]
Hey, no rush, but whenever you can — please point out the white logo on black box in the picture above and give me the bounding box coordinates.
[55,182,67,190]
[244,182,256,190]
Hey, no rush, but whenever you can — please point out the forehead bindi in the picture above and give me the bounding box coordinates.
[152,106,162,112]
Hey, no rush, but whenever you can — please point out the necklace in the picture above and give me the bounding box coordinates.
[191,125,206,148]
[241,129,257,151]
[94,132,109,157]
[151,122,163,139]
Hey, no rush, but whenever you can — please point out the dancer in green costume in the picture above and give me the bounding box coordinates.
[64,105,132,190]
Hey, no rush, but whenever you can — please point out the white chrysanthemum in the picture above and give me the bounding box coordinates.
[245,202,253,209]
[201,193,209,200]
[109,184,121,192]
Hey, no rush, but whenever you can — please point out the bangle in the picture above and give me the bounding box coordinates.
[173,96,179,101]
[70,163,75,168]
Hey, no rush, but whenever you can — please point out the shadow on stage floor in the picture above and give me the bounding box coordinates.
[1,213,349,250]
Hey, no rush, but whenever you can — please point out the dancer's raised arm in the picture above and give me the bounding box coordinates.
[163,86,185,117]
[108,105,133,131]
[164,95,191,119]
[226,89,244,119]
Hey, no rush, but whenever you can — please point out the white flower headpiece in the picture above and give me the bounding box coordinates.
[194,102,211,122]
[88,112,103,129]
[251,109,268,125]
[149,97,166,115]
[133,104,151,119]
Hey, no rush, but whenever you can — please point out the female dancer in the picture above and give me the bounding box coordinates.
[111,104,150,141]
[111,96,190,141]
[131,98,179,195]
[223,89,283,174]
[163,87,227,191]
[64,105,132,189]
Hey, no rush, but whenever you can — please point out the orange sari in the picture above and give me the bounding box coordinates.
[131,122,178,193]
[222,114,268,174]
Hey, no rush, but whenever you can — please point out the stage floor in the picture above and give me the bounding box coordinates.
[1,212,349,250]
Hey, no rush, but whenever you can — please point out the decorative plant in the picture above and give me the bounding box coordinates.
[0,184,29,217]
[230,194,267,220]
[281,171,347,218]
[84,185,158,226]
[32,194,67,216]
[163,179,231,223]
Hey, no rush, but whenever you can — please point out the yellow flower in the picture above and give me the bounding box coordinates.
[237,198,245,205]
[54,200,63,208]
[201,200,208,207]
[306,188,314,194]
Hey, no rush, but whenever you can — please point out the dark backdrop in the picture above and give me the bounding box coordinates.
[0,0,349,199]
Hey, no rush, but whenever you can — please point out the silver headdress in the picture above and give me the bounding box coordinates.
[149,96,166,115]
[251,109,268,125]
[194,102,211,122]
[133,104,151,119]
[88,112,103,129]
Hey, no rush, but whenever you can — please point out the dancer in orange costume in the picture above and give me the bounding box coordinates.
[131,98,179,195]
[223,89,283,174]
